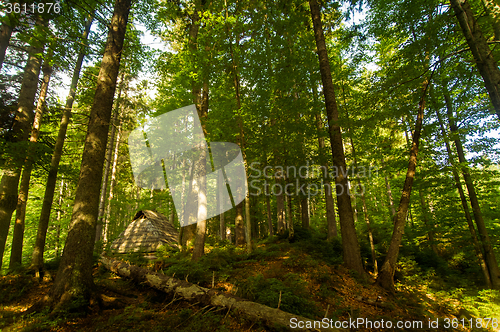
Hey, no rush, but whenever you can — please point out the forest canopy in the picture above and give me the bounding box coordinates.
[0,0,499,326]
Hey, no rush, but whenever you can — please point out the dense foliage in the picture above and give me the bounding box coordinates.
[0,0,499,327]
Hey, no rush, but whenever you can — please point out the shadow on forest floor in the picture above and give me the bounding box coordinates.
[1,229,499,331]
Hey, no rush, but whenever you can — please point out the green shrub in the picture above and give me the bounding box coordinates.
[292,227,313,241]
[236,273,318,318]
[282,254,319,270]
[295,232,343,266]
[162,258,211,285]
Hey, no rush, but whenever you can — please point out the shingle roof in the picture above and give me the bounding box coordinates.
[110,210,179,253]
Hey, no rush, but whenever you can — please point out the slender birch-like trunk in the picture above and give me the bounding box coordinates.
[309,0,365,277]
[434,103,492,288]
[9,60,52,269]
[0,15,47,270]
[444,90,500,288]
[376,78,430,292]
[31,14,93,270]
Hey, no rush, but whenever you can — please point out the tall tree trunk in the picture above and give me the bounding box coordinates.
[40,0,131,311]
[227,21,251,251]
[346,103,378,274]
[54,178,65,259]
[314,113,337,239]
[286,194,294,240]
[348,134,377,274]
[444,91,500,288]
[0,15,47,270]
[376,78,430,293]
[0,18,14,72]
[9,60,52,269]
[418,187,439,255]
[235,203,245,244]
[245,184,251,252]
[450,0,500,120]
[181,1,203,252]
[360,187,378,274]
[192,81,209,261]
[218,170,226,240]
[276,176,286,234]
[31,14,93,270]
[96,73,124,243]
[191,145,207,260]
[266,185,273,236]
[103,123,122,244]
[309,0,365,277]
[300,197,310,229]
[351,193,358,223]
[180,159,197,249]
[434,104,492,288]
[382,158,397,219]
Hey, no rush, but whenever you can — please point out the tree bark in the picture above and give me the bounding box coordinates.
[103,123,122,243]
[444,91,500,288]
[219,170,226,240]
[100,256,343,332]
[314,105,337,239]
[9,60,52,269]
[301,197,310,229]
[180,159,197,249]
[181,0,204,255]
[382,158,396,219]
[376,79,430,293]
[0,19,14,72]
[245,187,252,252]
[276,176,286,234]
[360,188,377,274]
[227,17,251,251]
[234,202,245,244]
[266,185,273,236]
[96,73,124,243]
[54,178,65,259]
[325,188,337,239]
[343,84,377,274]
[286,194,294,240]
[31,14,93,271]
[450,0,500,120]
[309,0,364,277]
[192,81,209,261]
[434,104,492,287]
[348,128,377,275]
[0,15,47,270]
[40,0,131,311]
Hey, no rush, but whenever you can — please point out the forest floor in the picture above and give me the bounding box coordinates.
[0,229,499,331]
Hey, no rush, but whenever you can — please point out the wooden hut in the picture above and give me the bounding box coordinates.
[110,210,179,253]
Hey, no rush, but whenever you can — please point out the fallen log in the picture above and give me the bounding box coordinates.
[100,256,345,332]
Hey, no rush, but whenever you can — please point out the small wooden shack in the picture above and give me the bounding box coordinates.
[110,210,179,253]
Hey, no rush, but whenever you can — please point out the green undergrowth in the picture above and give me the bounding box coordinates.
[395,245,500,326]
[0,271,35,303]
[4,226,497,331]
[108,226,500,328]
[236,273,318,319]
[108,227,344,319]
